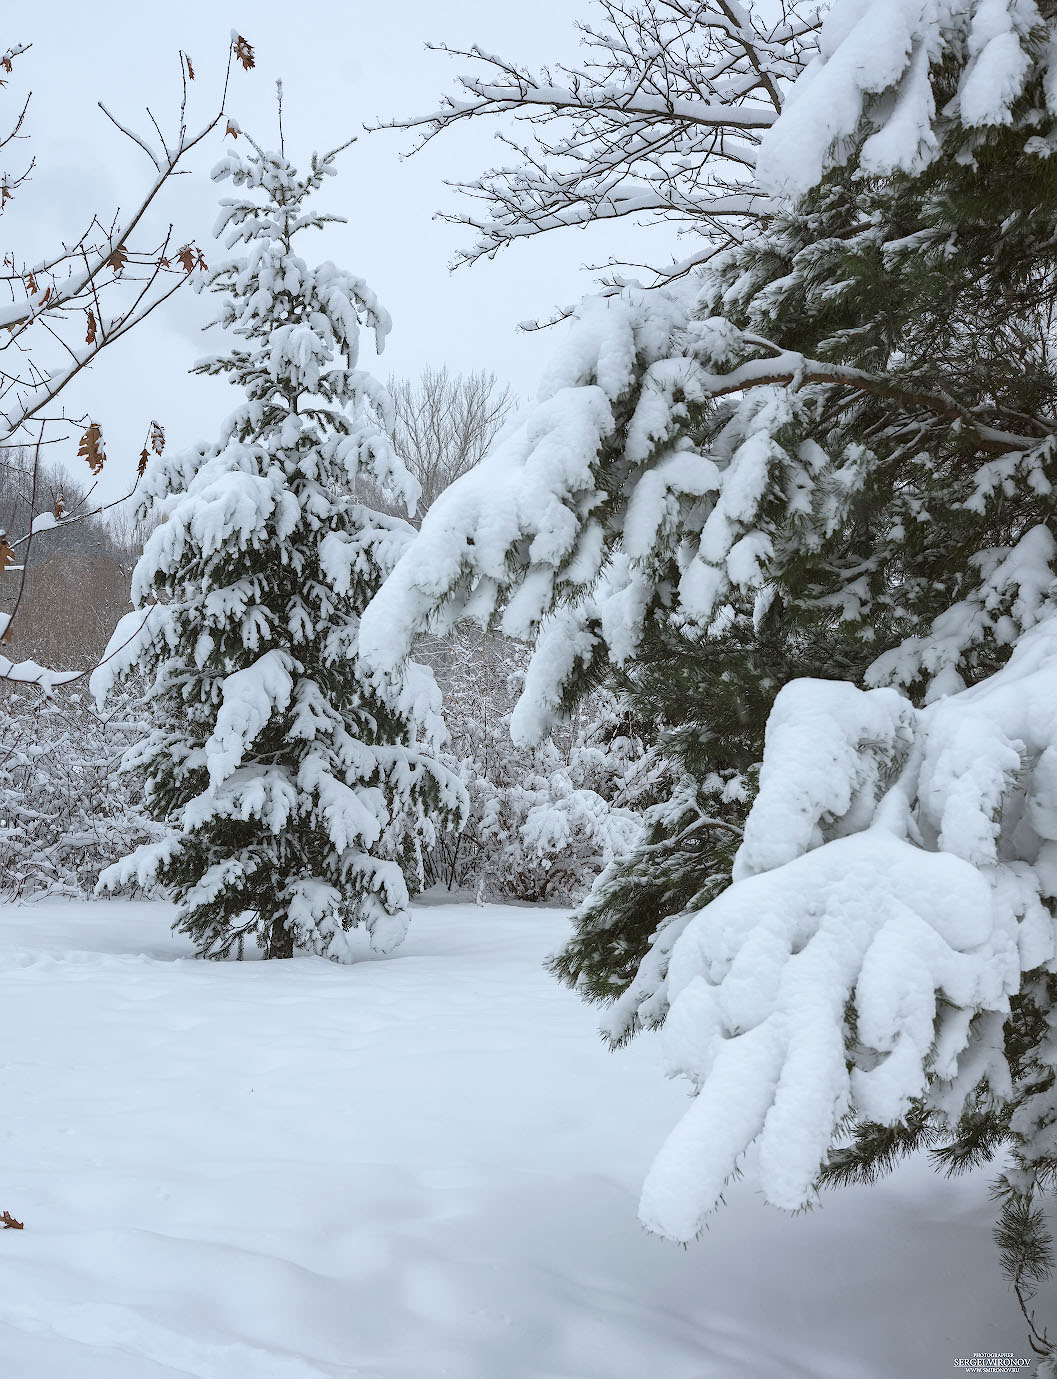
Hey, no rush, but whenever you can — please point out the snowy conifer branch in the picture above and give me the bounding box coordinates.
[367,8,1057,1346]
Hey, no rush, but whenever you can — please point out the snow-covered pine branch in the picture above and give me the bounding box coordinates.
[641,630,1057,1234]
[633,0,1057,1257]
[361,285,1049,748]
[364,0,1057,1345]
[93,137,463,961]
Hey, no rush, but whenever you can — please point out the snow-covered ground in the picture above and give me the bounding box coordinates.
[0,898,1034,1378]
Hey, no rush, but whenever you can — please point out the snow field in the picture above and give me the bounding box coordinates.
[0,899,1032,1377]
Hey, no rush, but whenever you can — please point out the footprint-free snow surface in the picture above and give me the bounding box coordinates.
[0,898,1035,1377]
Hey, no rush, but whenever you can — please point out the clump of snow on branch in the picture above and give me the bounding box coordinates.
[757,0,1047,197]
[639,616,1057,1241]
[362,287,824,745]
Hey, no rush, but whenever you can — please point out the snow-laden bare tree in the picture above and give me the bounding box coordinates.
[375,1,822,300]
[0,450,143,670]
[389,368,515,519]
[94,135,463,961]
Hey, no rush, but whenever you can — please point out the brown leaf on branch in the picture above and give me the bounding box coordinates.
[149,421,165,454]
[1,1211,24,1230]
[25,270,37,295]
[233,35,255,71]
[225,119,239,139]
[0,536,13,572]
[176,244,207,273]
[78,422,106,475]
[54,494,65,519]
[1,183,12,209]
[1,56,13,74]
[38,286,51,308]
[138,447,149,478]
[185,53,195,80]
[107,245,128,276]
[85,309,97,344]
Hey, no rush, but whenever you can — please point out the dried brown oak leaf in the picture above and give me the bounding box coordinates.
[1,1211,23,1230]
[233,34,255,70]
[78,422,106,475]
[225,119,240,139]
[107,245,128,275]
[0,536,13,572]
[149,421,165,454]
[85,308,97,344]
[185,53,195,80]
[137,448,149,478]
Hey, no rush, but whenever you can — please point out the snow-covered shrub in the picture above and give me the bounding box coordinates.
[422,626,650,902]
[469,723,644,905]
[0,684,160,899]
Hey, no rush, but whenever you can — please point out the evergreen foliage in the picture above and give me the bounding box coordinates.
[94,137,462,960]
[360,0,1057,1353]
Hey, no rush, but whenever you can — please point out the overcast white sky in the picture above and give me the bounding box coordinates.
[6,0,677,504]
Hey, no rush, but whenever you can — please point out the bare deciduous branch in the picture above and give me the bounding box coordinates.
[371,3,822,284]
[0,33,254,681]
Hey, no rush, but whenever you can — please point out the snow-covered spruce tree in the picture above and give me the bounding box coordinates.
[94,138,462,960]
[361,0,1057,1347]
